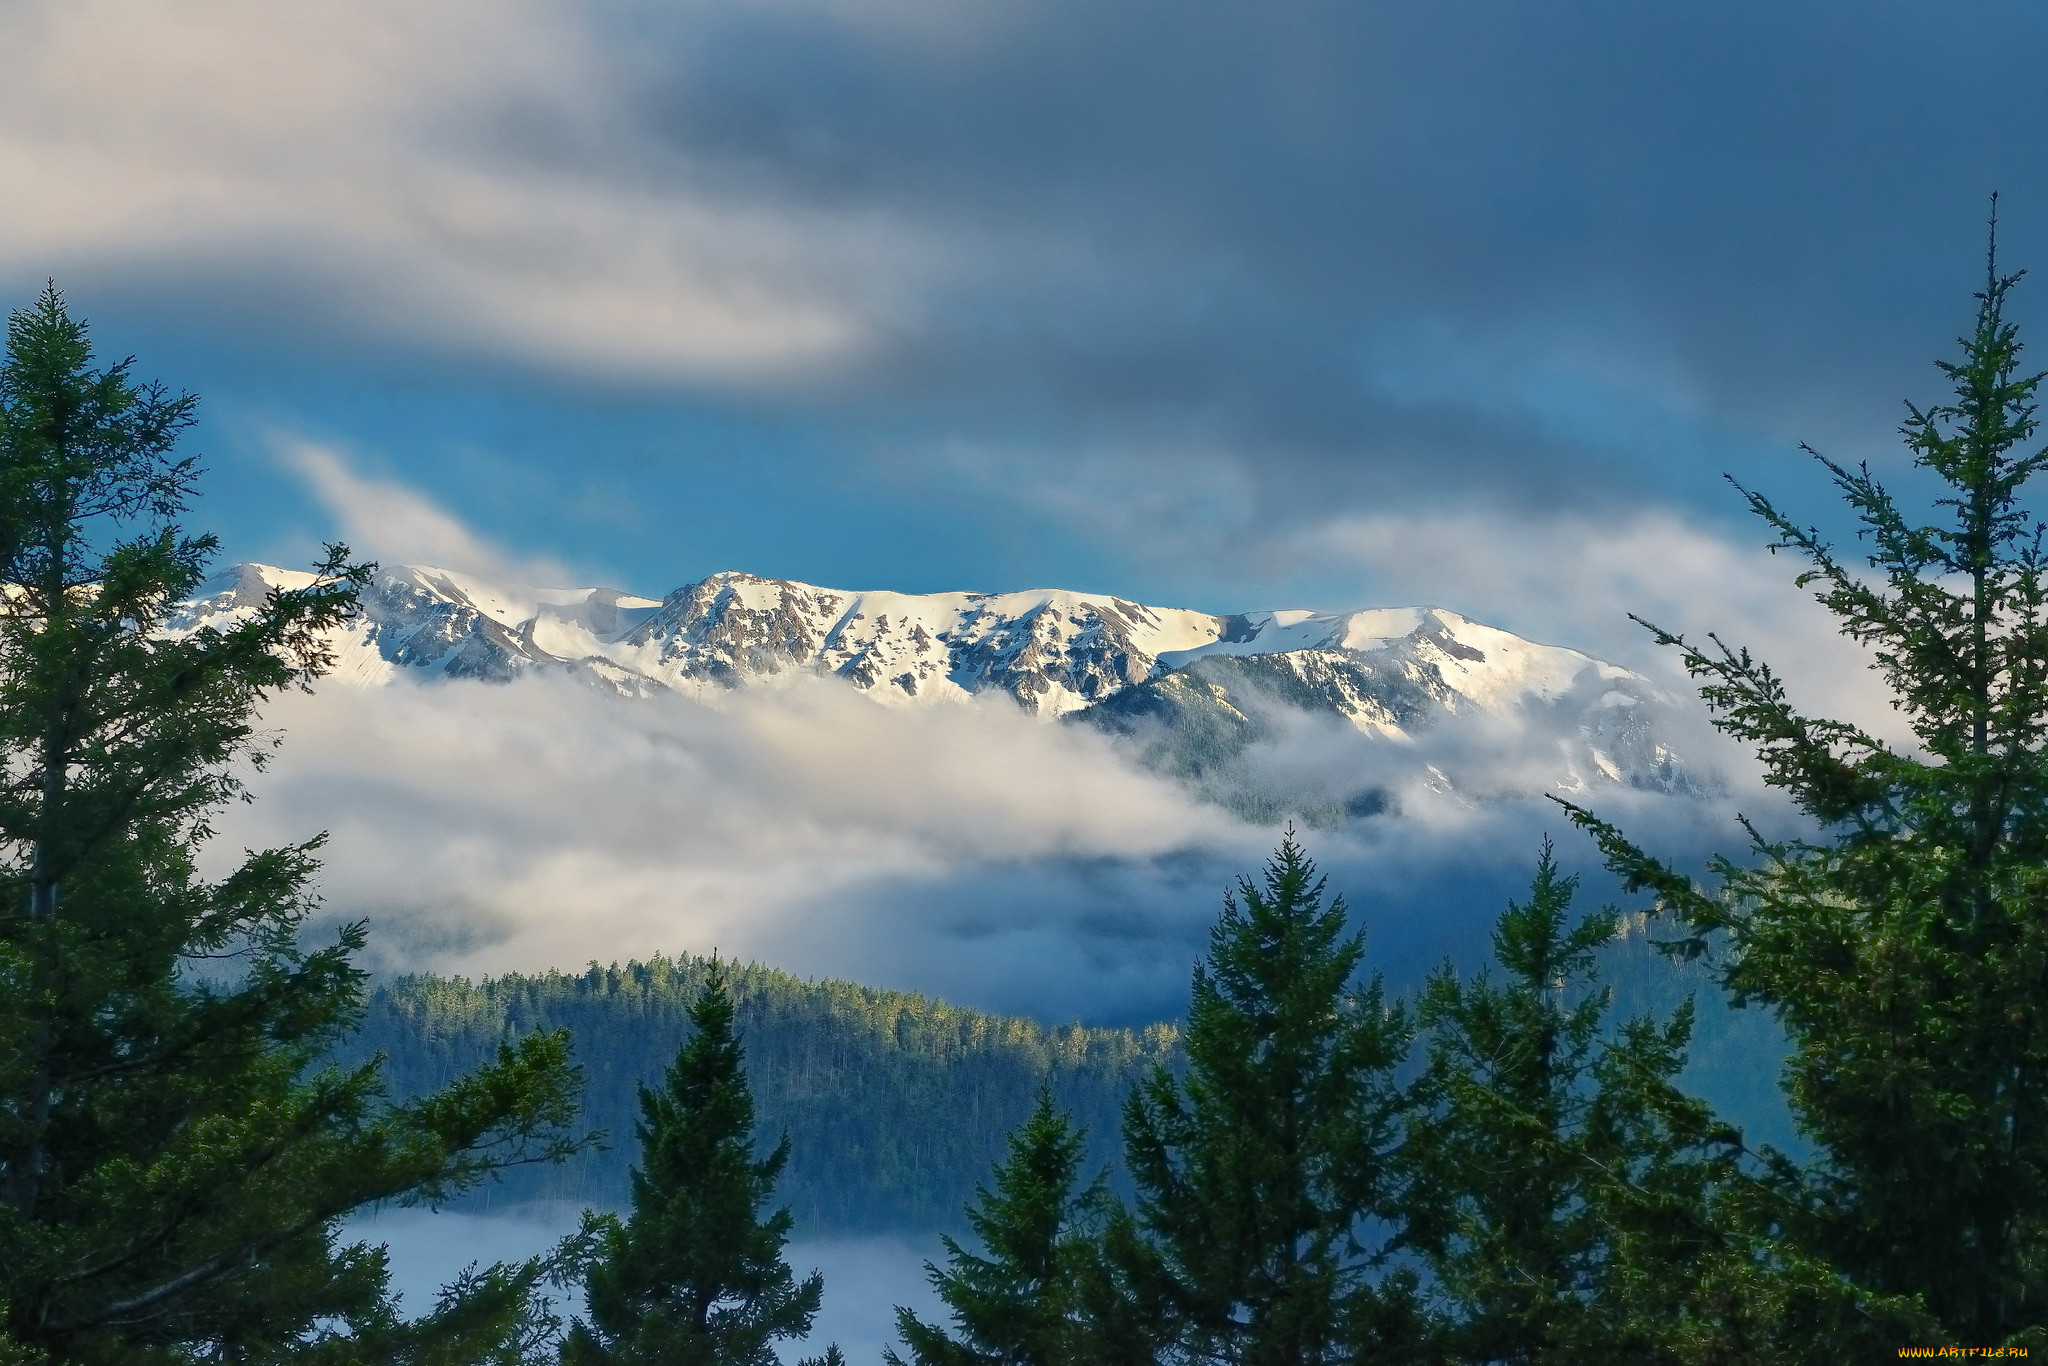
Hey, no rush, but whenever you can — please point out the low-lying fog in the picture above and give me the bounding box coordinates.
[347,1206,939,1363]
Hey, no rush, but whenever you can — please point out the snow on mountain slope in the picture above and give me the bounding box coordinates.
[176,564,1638,711]
[601,572,1229,713]
[176,564,1238,711]
[169,563,1705,802]
[171,563,669,693]
[1159,606,1628,715]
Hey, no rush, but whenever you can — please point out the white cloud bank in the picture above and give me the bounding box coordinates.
[213,659,1756,1021]
[0,0,922,381]
[214,670,1269,1020]
[205,608,1802,1019]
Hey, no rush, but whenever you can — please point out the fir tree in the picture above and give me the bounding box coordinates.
[1110,834,1423,1365]
[563,960,831,1366]
[0,286,589,1362]
[887,1090,1105,1366]
[1403,842,1743,1364]
[1564,213,2048,1345]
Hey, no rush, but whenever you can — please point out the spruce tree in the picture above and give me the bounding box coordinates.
[887,1090,1105,1366]
[1403,842,1744,1364]
[1111,834,1422,1365]
[0,286,589,1362]
[563,960,830,1366]
[1564,217,2048,1345]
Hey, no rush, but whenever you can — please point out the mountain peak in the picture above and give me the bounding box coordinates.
[168,562,1701,803]
[175,562,1638,715]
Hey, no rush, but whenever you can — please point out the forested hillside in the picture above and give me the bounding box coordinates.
[345,955,1180,1234]
[348,939,1793,1239]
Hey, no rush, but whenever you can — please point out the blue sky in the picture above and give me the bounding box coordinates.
[9,0,2046,648]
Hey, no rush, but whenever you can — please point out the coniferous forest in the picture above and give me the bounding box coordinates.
[345,957,1180,1234]
[346,938,1788,1239]
[6,230,2048,1360]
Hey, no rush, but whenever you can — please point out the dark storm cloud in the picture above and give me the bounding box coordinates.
[590,0,2048,508]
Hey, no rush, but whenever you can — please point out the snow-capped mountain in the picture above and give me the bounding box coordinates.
[171,563,1709,807]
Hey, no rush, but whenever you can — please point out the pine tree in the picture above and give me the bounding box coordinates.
[1110,833,1423,1365]
[887,1090,1105,1366]
[1403,842,1744,1364]
[1563,214,2048,1345]
[0,286,590,1362]
[563,960,831,1366]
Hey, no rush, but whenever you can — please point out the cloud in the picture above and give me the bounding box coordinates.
[278,436,581,586]
[200,647,1769,1023]
[10,0,2044,506]
[210,670,1270,1020]
[0,0,895,381]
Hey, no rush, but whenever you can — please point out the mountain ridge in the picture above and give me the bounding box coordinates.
[182,564,1639,710]
[173,562,1709,806]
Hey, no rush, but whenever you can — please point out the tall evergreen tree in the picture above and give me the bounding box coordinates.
[1110,834,1422,1365]
[563,960,830,1366]
[0,286,589,1362]
[888,1090,1106,1366]
[1403,842,1744,1364]
[1564,216,2048,1345]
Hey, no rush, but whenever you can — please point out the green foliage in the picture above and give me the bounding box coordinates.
[1562,222,2048,1344]
[0,286,589,1362]
[349,955,1178,1234]
[1109,833,1423,1364]
[1404,842,1748,1363]
[887,1091,1108,1366]
[301,1221,602,1366]
[1595,921,1798,1159]
[563,962,827,1366]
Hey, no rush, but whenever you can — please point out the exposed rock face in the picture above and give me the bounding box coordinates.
[169,563,1712,807]
[587,571,1233,713]
[367,571,538,681]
